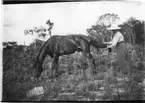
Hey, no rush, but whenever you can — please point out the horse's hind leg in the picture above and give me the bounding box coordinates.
[88,53,97,74]
[82,52,93,80]
[51,59,54,80]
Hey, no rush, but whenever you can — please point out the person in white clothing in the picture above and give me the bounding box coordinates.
[104,24,131,79]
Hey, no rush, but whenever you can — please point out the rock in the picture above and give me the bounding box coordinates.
[27,86,44,97]
[76,82,86,92]
[94,91,104,97]
[139,79,145,88]
[99,87,105,91]
[113,88,125,94]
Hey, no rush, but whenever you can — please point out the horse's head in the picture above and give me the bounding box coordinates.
[33,60,43,79]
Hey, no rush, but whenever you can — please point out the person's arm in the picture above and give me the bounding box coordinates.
[107,33,120,48]
[103,41,112,45]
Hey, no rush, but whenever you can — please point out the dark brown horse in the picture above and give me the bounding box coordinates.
[33,34,107,79]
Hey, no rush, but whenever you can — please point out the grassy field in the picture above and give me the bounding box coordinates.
[2,45,145,101]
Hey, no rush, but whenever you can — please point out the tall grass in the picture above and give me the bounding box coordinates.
[2,43,145,101]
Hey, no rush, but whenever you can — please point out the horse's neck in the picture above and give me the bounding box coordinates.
[37,47,48,63]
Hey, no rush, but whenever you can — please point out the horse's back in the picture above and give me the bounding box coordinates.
[48,34,89,41]
[47,34,79,45]
[48,34,88,45]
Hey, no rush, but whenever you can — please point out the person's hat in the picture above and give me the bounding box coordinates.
[107,24,121,30]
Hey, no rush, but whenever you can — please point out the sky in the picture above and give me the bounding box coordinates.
[2,1,145,45]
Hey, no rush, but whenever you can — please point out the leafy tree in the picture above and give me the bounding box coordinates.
[125,17,137,27]
[120,22,134,44]
[119,17,145,70]
[87,13,120,42]
[24,19,54,50]
[87,25,110,42]
[25,26,47,40]
[120,17,137,44]
[120,17,145,45]
[97,13,120,27]
[24,19,54,40]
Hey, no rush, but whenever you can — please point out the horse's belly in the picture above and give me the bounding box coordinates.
[58,42,78,55]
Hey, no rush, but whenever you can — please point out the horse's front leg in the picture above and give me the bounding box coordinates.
[51,54,59,79]
[54,55,59,78]
[51,58,55,80]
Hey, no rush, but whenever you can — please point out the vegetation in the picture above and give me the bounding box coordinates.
[2,14,145,101]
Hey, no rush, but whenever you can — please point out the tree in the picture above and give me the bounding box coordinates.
[120,17,145,45]
[25,26,47,40]
[125,17,137,27]
[24,19,54,40]
[24,19,54,50]
[120,22,134,44]
[46,19,54,37]
[120,17,145,66]
[97,13,120,27]
[87,24,110,42]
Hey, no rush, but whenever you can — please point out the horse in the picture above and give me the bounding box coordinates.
[33,34,107,80]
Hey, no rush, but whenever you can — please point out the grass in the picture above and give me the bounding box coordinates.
[2,46,145,101]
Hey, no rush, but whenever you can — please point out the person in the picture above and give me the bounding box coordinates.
[104,24,131,80]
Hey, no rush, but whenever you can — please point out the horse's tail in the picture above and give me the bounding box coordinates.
[89,38,107,48]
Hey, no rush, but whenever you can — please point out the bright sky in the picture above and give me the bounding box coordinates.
[2,1,145,45]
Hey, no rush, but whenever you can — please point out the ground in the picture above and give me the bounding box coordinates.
[2,47,145,101]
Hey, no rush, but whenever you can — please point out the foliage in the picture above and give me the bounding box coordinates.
[3,41,18,47]
[97,13,120,27]
[120,23,134,44]
[120,17,145,45]
[2,41,145,101]
[87,13,120,53]
[24,19,54,41]
[87,13,120,42]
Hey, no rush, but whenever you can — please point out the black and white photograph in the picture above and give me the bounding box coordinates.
[1,0,145,101]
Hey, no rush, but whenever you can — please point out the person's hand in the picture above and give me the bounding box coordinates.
[107,45,112,48]
[103,42,107,44]
[108,48,112,53]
